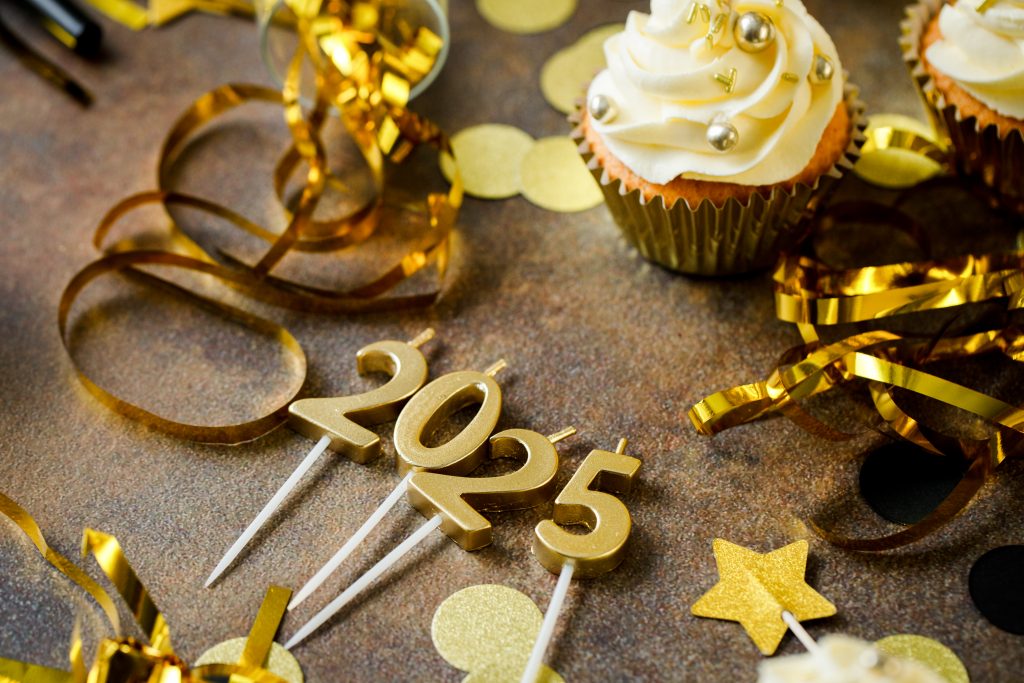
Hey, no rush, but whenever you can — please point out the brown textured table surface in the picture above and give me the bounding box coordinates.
[3,1,1024,681]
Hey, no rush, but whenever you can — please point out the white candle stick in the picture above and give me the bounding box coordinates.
[285,425,574,649]
[286,359,510,608]
[289,472,413,609]
[520,560,575,683]
[285,514,443,650]
[781,610,822,654]
[205,330,435,588]
[206,435,332,588]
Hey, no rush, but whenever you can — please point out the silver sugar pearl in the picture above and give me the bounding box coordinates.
[809,53,835,84]
[734,11,776,53]
[588,94,618,123]
[707,117,739,152]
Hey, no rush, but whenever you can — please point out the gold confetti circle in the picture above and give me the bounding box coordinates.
[520,136,603,213]
[432,585,563,682]
[876,634,970,683]
[439,124,535,200]
[476,0,577,35]
[853,114,947,189]
[540,25,622,114]
[195,637,304,683]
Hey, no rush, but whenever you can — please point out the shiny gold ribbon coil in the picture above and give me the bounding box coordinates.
[689,198,1024,551]
[0,492,291,683]
[59,0,462,445]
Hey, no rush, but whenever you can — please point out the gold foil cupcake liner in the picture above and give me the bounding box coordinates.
[901,0,1024,213]
[571,85,866,276]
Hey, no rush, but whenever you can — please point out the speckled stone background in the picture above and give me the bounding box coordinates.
[2,1,1024,681]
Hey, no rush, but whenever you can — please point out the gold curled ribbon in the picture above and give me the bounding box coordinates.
[1,492,293,683]
[0,493,120,635]
[690,198,1024,551]
[60,0,462,444]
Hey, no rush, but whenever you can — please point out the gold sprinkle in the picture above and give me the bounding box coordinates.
[686,1,698,24]
[710,12,726,33]
[716,0,730,9]
[782,72,799,82]
[714,67,738,93]
[975,0,996,12]
[699,3,711,22]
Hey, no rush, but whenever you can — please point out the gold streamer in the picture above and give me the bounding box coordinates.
[689,197,1024,551]
[59,0,462,444]
[0,493,120,635]
[81,530,171,653]
[2,492,292,683]
[239,586,291,670]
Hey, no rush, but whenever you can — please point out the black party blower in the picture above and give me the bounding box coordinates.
[13,0,102,57]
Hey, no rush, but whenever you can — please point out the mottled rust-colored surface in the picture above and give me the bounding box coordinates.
[2,1,1023,681]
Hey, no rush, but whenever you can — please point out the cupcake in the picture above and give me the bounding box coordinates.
[902,0,1024,212]
[573,0,864,276]
[757,635,947,683]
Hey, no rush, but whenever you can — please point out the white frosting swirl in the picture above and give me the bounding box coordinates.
[757,635,945,683]
[587,0,845,186]
[925,0,1024,120]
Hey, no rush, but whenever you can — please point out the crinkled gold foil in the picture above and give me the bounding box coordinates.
[2,492,294,683]
[59,1,462,444]
[573,84,867,276]
[689,197,1024,550]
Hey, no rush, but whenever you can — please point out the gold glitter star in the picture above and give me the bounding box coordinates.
[691,539,836,655]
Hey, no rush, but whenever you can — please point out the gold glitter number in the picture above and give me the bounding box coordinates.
[393,367,505,474]
[532,441,641,578]
[407,429,561,550]
[288,337,431,464]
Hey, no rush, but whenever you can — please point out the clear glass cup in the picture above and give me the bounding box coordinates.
[254,0,450,101]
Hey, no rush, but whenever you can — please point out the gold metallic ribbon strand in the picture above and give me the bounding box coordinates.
[0,493,120,633]
[2,491,293,682]
[60,1,462,443]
